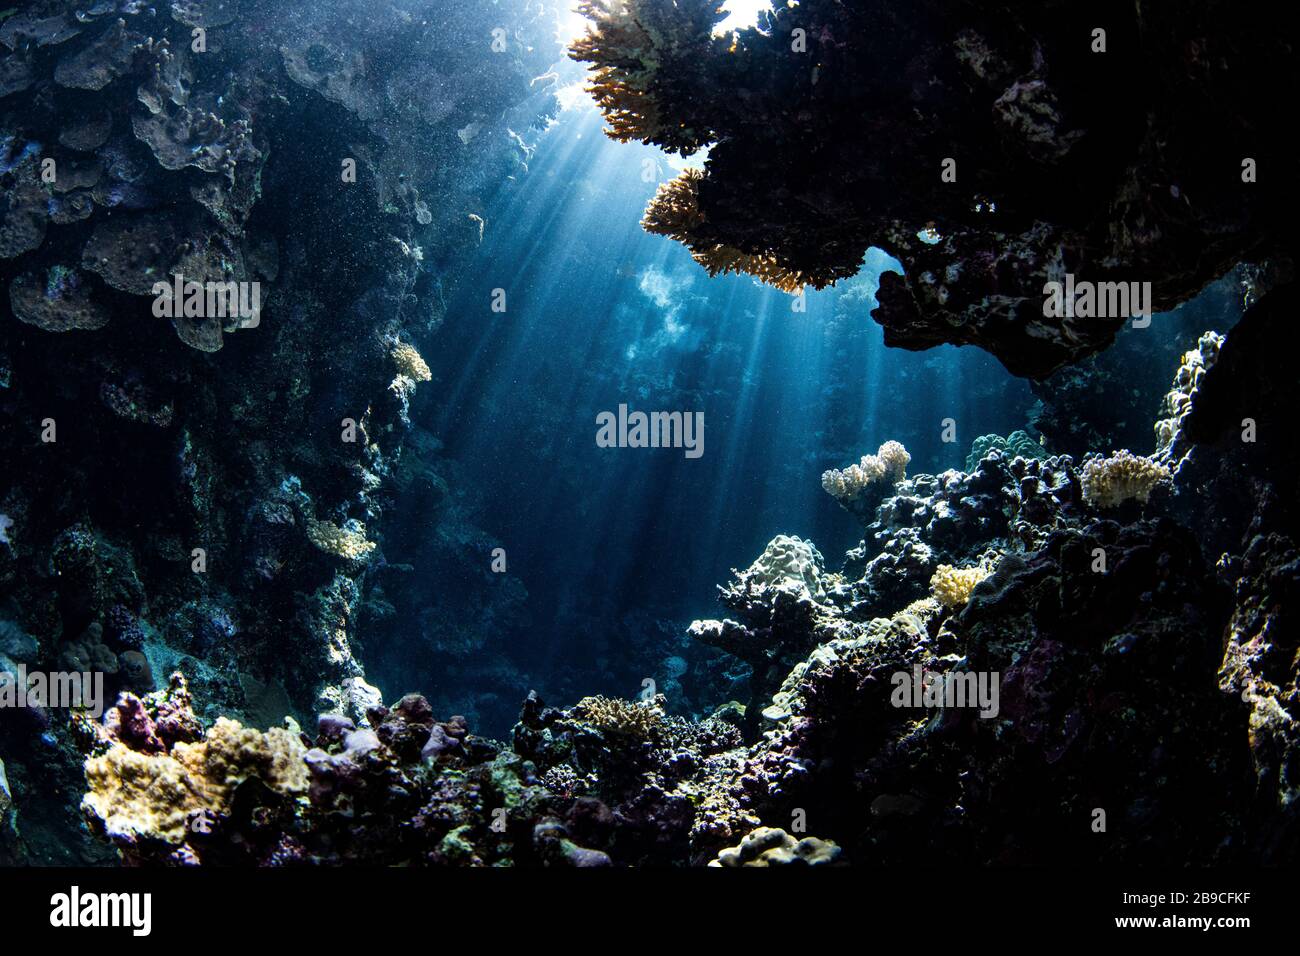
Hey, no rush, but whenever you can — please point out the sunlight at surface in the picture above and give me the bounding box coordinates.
[559,0,775,46]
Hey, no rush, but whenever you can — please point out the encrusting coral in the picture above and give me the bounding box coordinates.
[82,676,309,847]
[1080,451,1170,509]
[1154,331,1224,465]
[305,518,378,563]
[709,826,840,867]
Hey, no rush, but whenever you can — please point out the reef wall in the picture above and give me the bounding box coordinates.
[0,0,561,863]
[73,285,1300,865]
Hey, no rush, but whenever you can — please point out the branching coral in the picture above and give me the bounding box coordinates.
[930,560,996,609]
[392,341,432,383]
[643,169,838,293]
[573,695,666,740]
[822,441,911,502]
[1080,451,1170,509]
[569,0,727,153]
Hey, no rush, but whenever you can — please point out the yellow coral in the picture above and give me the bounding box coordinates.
[569,0,726,150]
[709,826,841,867]
[1080,450,1170,508]
[821,440,911,500]
[305,518,377,562]
[642,169,708,238]
[576,695,666,739]
[687,243,818,295]
[391,341,432,383]
[83,718,308,844]
[643,170,833,293]
[931,562,994,608]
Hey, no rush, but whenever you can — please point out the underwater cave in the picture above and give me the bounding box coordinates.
[0,0,1297,935]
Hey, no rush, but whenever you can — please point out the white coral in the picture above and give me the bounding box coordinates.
[821,440,911,501]
[740,534,827,602]
[1081,450,1170,508]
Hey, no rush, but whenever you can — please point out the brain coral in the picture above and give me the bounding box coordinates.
[1080,450,1171,508]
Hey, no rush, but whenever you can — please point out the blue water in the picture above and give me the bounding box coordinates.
[378,85,1037,730]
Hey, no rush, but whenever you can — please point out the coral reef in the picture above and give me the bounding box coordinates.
[72,284,1300,872]
[81,677,742,868]
[0,0,562,863]
[965,430,1045,473]
[572,0,1296,375]
[0,0,1293,878]
[1079,451,1170,509]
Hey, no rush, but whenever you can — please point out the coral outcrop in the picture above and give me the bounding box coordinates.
[821,440,911,520]
[709,826,840,867]
[1154,331,1224,466]
[572,0,1296,376]
[1079,451,1170,509]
